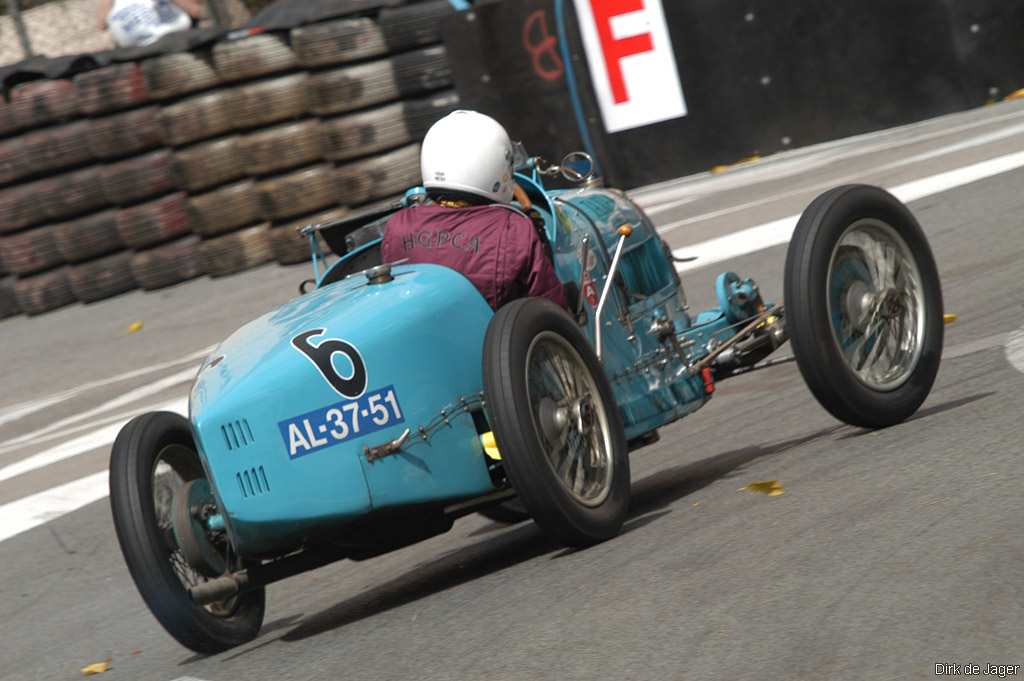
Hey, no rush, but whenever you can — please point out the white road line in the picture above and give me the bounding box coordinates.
[0,345,212,428]
[1006,327,1024,375]
[0,397,188,483]
[0,471,110,543]
[0,399,188,543]
[659,125,1024,236]
[0,366,197,455]
[637,103,1024,214]
[673,148,1024,273]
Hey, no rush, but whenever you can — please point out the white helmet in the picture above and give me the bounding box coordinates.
[420,110,515,204]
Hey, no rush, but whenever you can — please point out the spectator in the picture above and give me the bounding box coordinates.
[96,0,201,48]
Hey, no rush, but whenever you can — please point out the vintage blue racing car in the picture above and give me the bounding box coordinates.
[109,146,943,653]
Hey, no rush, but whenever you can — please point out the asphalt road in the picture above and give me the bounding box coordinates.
[1,100,1023,681]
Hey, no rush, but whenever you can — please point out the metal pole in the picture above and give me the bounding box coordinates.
[5,0,33,58]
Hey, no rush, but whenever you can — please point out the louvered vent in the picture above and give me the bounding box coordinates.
[237,465,271,498]
[220,419,254,451]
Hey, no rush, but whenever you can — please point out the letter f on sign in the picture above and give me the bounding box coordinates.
[573,0,687,132]
[591,0,653,104]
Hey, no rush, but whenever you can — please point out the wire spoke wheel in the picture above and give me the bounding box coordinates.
[483,299,629,547]
[828,221,925,391]
[109,412,264,653]
[527,333,613,507]
[785,185,943,428]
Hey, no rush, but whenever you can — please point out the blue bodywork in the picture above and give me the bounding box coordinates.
[187,163,775,559]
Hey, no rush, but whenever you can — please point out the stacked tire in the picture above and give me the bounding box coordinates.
[0,78,95,315]
[212,32,321,274]
[0,0,462,318]
[296,0,461,220]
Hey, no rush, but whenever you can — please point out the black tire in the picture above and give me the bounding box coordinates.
[237,119,321,176]
[0,181,45,233]
[304,45,452,117]
[0,136,32,187]
[482,298,630,547]
[0,94,18,137]
[171,136,244,193]
[784,184,943,428]
[38,165,107,222]
[100,149,177,206]
[87,106,162,160]
[12,267,76,315]
[22,120,94,176]
[73,63,150,116]
[186,179,260,236]
[256,163,336,221]
[67,251,137,303]
[155,91,235,148]
[109,411,265,653]
[226,73,309,131]
[115,192,191,249]
[334,143,420,206]
[0,275,21,319]
[211,32,299,83]
[199,223,274,277]
[131,235,204,290]
[317,90,458,163]
[141,50,222,100]
[0,95,21,137]
[0,225,63,275]
[54,210,123,263]
[267,207,345,265]
[9,78,78,128]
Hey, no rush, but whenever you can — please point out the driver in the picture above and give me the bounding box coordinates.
[381,110,568,311]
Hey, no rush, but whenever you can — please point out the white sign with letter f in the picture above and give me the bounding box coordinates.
[572,0,687,133]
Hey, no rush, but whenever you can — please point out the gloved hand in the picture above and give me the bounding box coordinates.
[525,207,546,231]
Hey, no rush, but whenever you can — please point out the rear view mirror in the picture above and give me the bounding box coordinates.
[560,152,595,182]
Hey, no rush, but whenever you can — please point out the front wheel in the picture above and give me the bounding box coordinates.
[482,298,630,547]
[784,185,943,428]
[109,411,265,653]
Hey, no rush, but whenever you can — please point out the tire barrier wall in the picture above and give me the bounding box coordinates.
[443,0,1024,189]
[0,0,459,317]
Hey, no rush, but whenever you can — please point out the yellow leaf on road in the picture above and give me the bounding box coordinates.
[125,320,144,334]
[81,658,112,675]
[738,480,786,496]
[943,314,958,323]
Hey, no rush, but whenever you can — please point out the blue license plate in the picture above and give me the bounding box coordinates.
[278,385,405,458]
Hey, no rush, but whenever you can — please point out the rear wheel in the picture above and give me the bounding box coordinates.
[483,298,629,547]
[784,185,943,428]
[109,411,264,653]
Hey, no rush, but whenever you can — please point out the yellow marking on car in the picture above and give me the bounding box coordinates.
[481,431,501,460]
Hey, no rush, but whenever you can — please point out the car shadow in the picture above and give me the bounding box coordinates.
[276,521,556,644]
[263,423,844,647]
[626,424,844,518]
[835,391,994,439]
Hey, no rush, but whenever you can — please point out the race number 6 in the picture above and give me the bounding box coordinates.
[291,329,368,399]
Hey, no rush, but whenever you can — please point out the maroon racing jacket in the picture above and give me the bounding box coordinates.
[381,203,569,311]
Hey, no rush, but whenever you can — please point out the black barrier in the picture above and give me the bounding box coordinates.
[444,0,1024,189]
